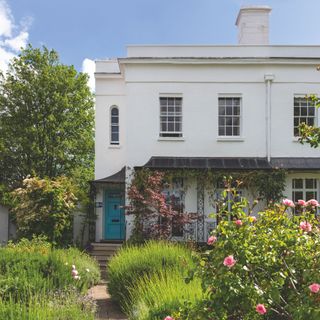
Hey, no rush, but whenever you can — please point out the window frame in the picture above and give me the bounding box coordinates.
[110,106,119,145]
[293,95,317,137]
[218,95,242,137]
[159,95,183,138]
[292,178,318,203]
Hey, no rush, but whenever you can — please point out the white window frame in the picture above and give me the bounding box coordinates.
[218,95,242,138]
[159,95,183,138]
[110,106,119,145]
[292,178,318,202]
[293,95,317,137]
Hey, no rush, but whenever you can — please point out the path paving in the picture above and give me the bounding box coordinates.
[89,282,128,320]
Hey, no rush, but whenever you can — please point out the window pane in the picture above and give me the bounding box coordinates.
[226,117,232,125]
[234,106,240,115]
[233,117,240,126]
[219,127,225,135]
[219,117,225,126]
[219,107,225,115]
[226,107,233,115]
[293,179,303,189]
[309,107,315,116]
[111,108,118,116]
[233,127,240,136]
[293,191,303,202]
[306,179,316,189]
[306,192,317,201]
[226,127,232,136]
[111,116,118,124]
[111,132,119,142]
[294,107,300,116]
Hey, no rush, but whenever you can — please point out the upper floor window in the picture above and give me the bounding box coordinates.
[110,106,119,145]
[293,96,316,136]
[159,97,183,138]
[218,97,241,136]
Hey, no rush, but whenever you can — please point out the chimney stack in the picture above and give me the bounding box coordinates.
[235,5,272,45]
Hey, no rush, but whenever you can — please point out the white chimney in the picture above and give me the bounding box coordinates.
[235,5,272,45]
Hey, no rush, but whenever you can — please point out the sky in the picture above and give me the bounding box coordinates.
[2,0,320,90]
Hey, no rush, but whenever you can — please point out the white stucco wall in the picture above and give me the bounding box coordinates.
[94,45,320,241]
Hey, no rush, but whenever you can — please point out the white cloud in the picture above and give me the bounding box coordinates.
[0,0,31,72]
[82,58,95,92]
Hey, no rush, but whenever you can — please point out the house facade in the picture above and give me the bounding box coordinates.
[93,5,320,243]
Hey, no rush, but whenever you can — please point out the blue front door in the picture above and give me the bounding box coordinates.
[104,191,125,240]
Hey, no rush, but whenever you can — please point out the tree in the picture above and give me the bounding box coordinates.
[0,45,94,194]
[11,176,77,245]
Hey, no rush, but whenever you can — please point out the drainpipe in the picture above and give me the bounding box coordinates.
[264,74,275,163]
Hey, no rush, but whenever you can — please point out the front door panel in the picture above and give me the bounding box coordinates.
[104,191,125,240]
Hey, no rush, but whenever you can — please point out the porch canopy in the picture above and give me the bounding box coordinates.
[142,157,320,170]
[92,167,126,185]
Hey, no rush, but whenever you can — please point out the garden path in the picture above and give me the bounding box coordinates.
[89,282,127,320]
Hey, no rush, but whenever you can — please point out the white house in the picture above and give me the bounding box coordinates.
[93,5,320,243]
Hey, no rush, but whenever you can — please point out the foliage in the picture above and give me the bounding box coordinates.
[108,241,196,307]
[10,176,77,245]
[125,268,202,320]
[299,94,320,148]
[0,44,94,204]
[180,190,320,320]
[163,168,286,203]
[0,289,96,320]
[0,237,100,302]
[127,170,196,242]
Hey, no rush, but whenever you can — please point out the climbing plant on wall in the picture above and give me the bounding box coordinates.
[127,168,286,242]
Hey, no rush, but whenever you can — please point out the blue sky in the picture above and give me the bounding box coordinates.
[2,0,320,88]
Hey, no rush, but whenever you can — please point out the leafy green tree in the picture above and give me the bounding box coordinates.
[11,176,77,245]
[0,45,94,194]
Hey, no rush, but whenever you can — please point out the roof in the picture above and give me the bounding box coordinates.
[143,157,271,170]
[92,167,126,184]
[142,157,320,171]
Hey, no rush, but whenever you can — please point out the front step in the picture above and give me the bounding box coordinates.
[89,242,122,277]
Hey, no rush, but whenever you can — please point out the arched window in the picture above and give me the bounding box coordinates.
[110,106,119,145]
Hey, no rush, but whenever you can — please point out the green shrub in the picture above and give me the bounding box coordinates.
[0,238,100,303]
[125,268,202,320]
[108,241,195,306]
[180,194,320,320]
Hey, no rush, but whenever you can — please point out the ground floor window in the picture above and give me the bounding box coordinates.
[292,178,318,202]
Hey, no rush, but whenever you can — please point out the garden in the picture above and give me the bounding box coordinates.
[108,185,320,320]
[0,236,100,319]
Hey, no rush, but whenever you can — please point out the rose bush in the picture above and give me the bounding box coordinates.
[177,192,320,320]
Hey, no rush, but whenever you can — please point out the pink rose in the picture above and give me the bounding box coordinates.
[300,221,312,233]
[307,199,319,207]
[207,236,217,245]
[297,199,306,206]
[235,219,242,226]
[256,304,267,315]
[223,255,236,268]
[164,317,174,320]
[309,283,320,293]
[282,199,295,208]
[71,269,78,277]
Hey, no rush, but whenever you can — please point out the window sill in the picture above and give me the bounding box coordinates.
[109,145,121,149]
[158,137,185,142]
[217,137,245,142]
